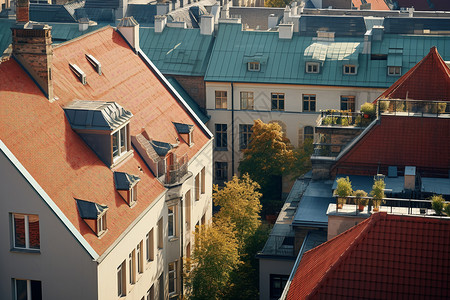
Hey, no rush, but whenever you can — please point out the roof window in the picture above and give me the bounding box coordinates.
[114,172,141,207]
[173,122,194,147]
[69,63,86,85]
[247,62,260,72]
[343,65,357,75]
[76,199,108,237]
[306,62,320,74]
[86,54,102,75]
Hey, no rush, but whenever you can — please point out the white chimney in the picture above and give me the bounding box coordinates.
[404,166,416,190]
[284,5,291,23]
[200,15,214,35]
[78,18,89,32]
[154,15,167,33]
[118,17,140,52]
[408,7,414,17]
[220,2,229,19]
[210,2,220,23]
[291,2,298,15]
[268,14,278,29]
[279,23,293,39]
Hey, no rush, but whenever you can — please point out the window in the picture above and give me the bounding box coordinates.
[12,214,40,251]
[137,241,144,274]
[215,162,228,182]
[271,93,285,111]
[129,250,136,284]
[168,262,176,295]
[117,261,126,297]
[388,66,401,76]
[247,62,260,71]
[185,191,191,231]
[112,125,128,159]
[304,126,314,142]
[146,229,154,262]
[239,124,252,150]
[129,185,137,206]
[270,274,289,299]
[13,279,42,300]
[158,273,164,300]
[343,64,357,75]
[97,212,107,236]
[215,91,227,109]
[303,94,316,112]
[168,206,175,238]
[157,218,163,249]
[306,62,320,73]
[146,285,155,300]
[201,167,206,194]
[240,92,254,110]
[215,124,227,150]
[340,96,355,112]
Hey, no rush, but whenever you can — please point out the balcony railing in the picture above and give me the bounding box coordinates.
[318,110,367,127]
[165,153,189,185]
[377,99,450,117]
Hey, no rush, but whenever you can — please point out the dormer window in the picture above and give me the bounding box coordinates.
[114,172,141,207]
[76,199,109,237]
[343,65,357,75]
[173,122,194,147]
[248,62,260,72]
[63,100,133,167]
[388,66,401,76]
[306,62,320,74]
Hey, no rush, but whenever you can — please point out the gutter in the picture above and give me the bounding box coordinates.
[231,82,235,172]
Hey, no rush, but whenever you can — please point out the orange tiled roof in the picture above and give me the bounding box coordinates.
[287,213,450,299]
[352,0,390,10]
[0,26,210,256]
[377,47,450,101]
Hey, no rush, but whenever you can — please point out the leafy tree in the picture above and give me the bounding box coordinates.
[290,139,314,179]
[184,219,240,300]
[239,120,295,202]
[265,0,291,7]
[214,174,262,244]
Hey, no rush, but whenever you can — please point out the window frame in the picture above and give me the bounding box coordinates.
[112,124,129,161]
[302,94,316,112]
[13,278,42,300]
[137,241,144,274]
[129,249,136,285]
[185,190,191,231]
[240,91,254,110]
[168,262,177,296]
[168,206,176,238]
[11,213,40,251]
[146,285,155,300]
[97,212,107,237]
[388,66,401,76]
[215,162,228,182]
[305,62,320,74]
[343,64,357,75]
[201,168,206,194]
[271,93,285,111]
[304,126,314,142]
[157,218,163,249]
[215,91,227,109]
[215,124,228,150]
[247,62,260,72]
[117,261,126,297]
[269,274,289,299]
[340,95,356,112]
[146,229,154,262]
[239,124,253,150]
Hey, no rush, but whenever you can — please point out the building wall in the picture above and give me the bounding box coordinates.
[206,81,384,178]
[0,148,98,300]
[171,75,207,110]
[259,257,295,300]
[327,214,367,240]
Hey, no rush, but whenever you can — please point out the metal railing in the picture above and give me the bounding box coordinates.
[378,99,450,117]
[165,153,189,185]
[318,110,366,127]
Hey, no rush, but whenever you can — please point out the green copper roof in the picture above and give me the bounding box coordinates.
[139,27,215,76]
[205,23,450,88]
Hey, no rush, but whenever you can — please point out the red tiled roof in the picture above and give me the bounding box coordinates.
[352,0,390,10]
[377,47,450,101]
[0,26,210,256]
[332,115,450,175]
[287,213,450,299]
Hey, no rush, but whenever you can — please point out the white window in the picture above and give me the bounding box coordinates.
[215,91,227,109]
[112,125,128,159]
[168,262,176,295]
[97,212,107,236]
[168,206,175,238]
[157,218,163,249]
[388,66,401,76]
[129,185,137,206]
[12,214,40,251]
[247,62,260,71]
[117,261,126,297]
[240,91,254,110]
[13,279,42,300]
[195,173,200,201]
[129,250,136,285]
[146,229,154,262]
[201,167,206,194]
[306,62,320,74]
[137,241,144,274]
[343,65,357,75]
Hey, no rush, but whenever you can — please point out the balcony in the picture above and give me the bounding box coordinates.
[164,153,191,187]
[377,99,450,117]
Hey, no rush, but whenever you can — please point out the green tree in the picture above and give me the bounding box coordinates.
[290,139,314,179]
[184,219,240,300]
[239,120,295,201]
[265,0,291,7]
[214,174,262,244]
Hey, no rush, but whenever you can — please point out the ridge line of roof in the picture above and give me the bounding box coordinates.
[306,213,383,299]
[53,25,112,49]
[0,139,99,260]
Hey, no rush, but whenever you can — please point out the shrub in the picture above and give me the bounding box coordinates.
[379,100,389,112]
[444,203,450,216]
[431,195,445,215]
[438,102,447,113]
[370,179,385,209]
[360,102,375,117]
[353,190,368,206]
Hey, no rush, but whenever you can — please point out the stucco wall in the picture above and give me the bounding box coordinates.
[259,257,295,300]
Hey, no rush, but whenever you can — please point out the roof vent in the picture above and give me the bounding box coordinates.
[69,63,86,85]
[85,54,101,75]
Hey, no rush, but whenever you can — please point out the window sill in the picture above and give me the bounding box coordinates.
[111,150,134,168]
[168,237,179,242]
[10,248,41,254]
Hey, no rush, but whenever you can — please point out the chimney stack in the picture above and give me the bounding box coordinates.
[16,0,29,23]
[154,15,167,33]
[118,17,140,52]
[200,15,214,35]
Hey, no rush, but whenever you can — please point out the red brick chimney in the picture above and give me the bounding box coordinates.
[11,0,54,100]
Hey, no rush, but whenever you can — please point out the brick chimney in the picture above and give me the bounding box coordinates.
[11,0,54,100]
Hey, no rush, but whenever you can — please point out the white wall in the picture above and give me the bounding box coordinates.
[0,149,98,300]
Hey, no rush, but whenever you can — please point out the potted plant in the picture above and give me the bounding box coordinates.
[444,203,450,217]
[334,177,353,209]
[354,190,368,212]
[360,102,375,119]
[370,179,385,212]
[379,100,389,113]
[431,195,445,215]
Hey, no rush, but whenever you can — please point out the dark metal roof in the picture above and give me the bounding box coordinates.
[30,4,77,23]
[76,198,108,219]
[383,17,450,34]
[150,140,173,156]
[75,7,115,22]
[84,0,119,9]
[113,171,140,190]
[126,4,157,26]
[299,15,367,37]
[173,122,194,134]
[63,100,132,131]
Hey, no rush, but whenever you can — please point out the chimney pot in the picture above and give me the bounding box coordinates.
[16,0,30,23]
